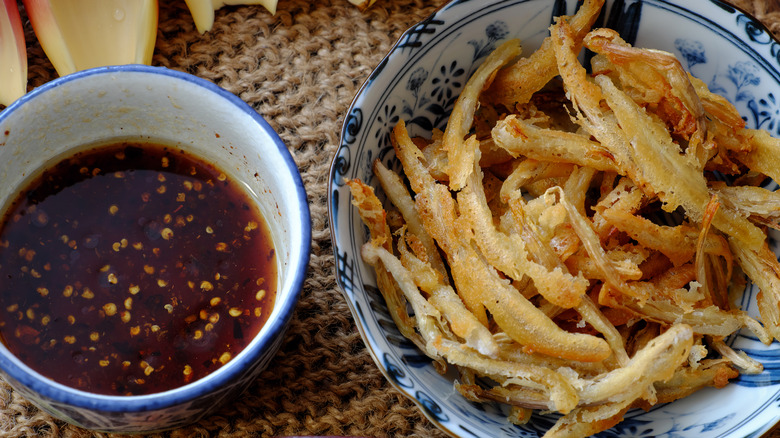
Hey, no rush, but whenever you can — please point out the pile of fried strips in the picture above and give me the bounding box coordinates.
[346,1,780,435]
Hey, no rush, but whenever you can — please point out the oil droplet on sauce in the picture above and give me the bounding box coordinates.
[0,142,277,396]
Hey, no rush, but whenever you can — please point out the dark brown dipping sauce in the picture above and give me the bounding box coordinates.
[0,142,277,396]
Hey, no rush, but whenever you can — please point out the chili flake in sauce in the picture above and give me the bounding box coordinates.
[0,142,277,396]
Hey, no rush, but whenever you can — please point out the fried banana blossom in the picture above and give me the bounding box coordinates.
[23,0,157,77]
[346,2,780,436]
[184,0,277,34]
[0,0,26,106]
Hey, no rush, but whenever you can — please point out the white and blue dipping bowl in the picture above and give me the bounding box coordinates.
[0,65,311,433]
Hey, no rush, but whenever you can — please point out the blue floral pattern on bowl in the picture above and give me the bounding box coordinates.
[328,0,780,436]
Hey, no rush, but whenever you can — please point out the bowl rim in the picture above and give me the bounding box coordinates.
[327,0,780,436]
[0,64,312,412]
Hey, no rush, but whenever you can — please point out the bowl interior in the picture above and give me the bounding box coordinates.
[329,0,780,437]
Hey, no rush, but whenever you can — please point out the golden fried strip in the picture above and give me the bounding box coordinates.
[494,333,610,376]
[734,127,780,184]
[563,166,598,218]
[545,187,649,300]
[498,195,630,365]
[456,382,566,413]
[599,207,697,267]
[395,231,500,358]
[687,74,749,172]
[711,183,780,230]
[554,19,766,251]
[648,263,703,309]
[492,115,618,172]
[643,359,738,407]
[444,39,521,190]
[544,404,629,438]
[373,262,427,351]
[361,243,444,359]
[584,28,706,156]
[729,238,780,342]
[373,160,449,279]
[448,236,610,361]
[709,338,763,375]
[689,74,745,132]
[599,283,749,337]
[391,121,488,325]
[546,324,694,437]
[591,176,644,239]
[695,195,734,309]
[394,120,612,362]
[346,179,427,351]
[434,338,579,414]
[564,249,646,284]
[485,0,605,108]
[346,179,392,250]
[576,295,630,367]
[577,324,693,405]
[549,20,645,197]
[458,141,589,309]
[596,71,765,249]
[499,158,572,204]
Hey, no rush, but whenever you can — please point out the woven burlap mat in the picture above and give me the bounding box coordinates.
[1,0,779,437]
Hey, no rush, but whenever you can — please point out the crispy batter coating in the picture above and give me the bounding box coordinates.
[346,3,780,435]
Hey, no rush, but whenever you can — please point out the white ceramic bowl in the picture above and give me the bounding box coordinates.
[328,0,780,436]
[0,65,311,433]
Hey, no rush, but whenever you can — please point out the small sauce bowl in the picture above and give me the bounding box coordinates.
[0,65,311,433]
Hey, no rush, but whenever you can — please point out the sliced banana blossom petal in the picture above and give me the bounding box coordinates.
[185,0,277,34]
[22,0,157,77]
[0,0,27,106]
[347,0,377,11]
